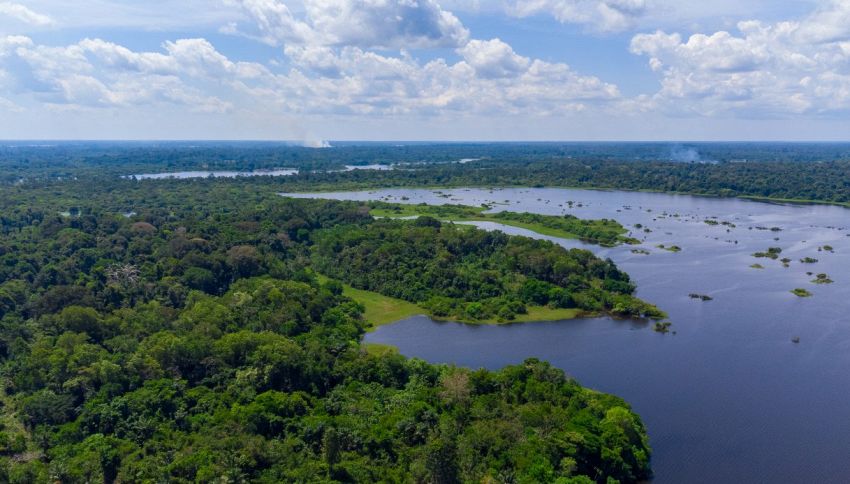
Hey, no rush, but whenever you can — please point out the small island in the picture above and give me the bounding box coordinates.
[753,247,782,259]
[812,273,833,284]
[791,288,813,297]
[369,201,639,247]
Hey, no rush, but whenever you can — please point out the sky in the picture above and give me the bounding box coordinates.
[2,0,850,141]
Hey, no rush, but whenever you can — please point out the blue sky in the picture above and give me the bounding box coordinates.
[1,0,849,141]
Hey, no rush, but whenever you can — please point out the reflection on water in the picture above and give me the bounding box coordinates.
[126,169,298,180]
[284,187,850,483]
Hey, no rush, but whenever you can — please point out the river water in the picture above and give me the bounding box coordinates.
[284,187,850,483]
[127,169,298,180]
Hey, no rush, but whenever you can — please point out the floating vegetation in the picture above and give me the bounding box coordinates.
[752,247,782,259]
[704,219,736,228]
[800,257,818,264]
[781,258,791,268]
[689,293,713,301]
[631,249,651,255]
[654,321,673,333]
[750,263,765,269]
[656,244,682,252]
[792,336,800,344]
[791,288,813,297]
[821,245,834,252]
[812,274,833,284]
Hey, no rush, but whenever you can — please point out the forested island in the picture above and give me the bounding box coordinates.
[368,202,639,247]
[0,176,653,482]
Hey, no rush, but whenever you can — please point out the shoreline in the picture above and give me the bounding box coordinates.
[280,184,850,210]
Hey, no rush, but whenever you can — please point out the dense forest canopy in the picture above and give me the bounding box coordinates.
[0,179,653,482]
[312,218,661,321]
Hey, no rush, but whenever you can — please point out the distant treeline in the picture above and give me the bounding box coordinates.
[272,158,850,204]
[5,142,850,205]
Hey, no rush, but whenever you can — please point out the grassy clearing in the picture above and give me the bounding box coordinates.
[518,306,583,321]
[362,342,400,356]
[457,306,584,325]
[315,273,426,330]
[316,273,584,329]
[344,285,427,329]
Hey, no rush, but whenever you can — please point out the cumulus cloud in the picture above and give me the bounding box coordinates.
[0,2,52,26]
[507,0,646,32]
[228,0,469,49]
[630,0,850,116]
[215,1,621,115]
[458,39,530,78]
[277,41,619,115]
[0,0,628,126]
[0,36,238,112]
[0,32,621,118]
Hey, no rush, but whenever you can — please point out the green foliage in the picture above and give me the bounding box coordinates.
[492,211,636,247]
[0,181,653,482]
[370,202,635,246]
[313,218,661,321]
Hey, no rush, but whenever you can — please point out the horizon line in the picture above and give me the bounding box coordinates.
[3,139,850,144]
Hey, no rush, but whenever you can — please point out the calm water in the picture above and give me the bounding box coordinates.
[127,169,298,180]
[285,188,850,483]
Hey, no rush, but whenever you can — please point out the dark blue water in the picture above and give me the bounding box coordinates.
[286,188,850,483]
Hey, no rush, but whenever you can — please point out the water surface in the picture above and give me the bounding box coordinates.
[127,169,298,180]
[285,188,850,483]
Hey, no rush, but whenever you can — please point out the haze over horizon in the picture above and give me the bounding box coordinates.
[3,1,850,141]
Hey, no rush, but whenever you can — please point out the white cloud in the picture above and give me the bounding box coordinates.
[458,38,530,78]
[630,0,850,116]
[0,2,52,26]
[0,36,237,112]
[228,0,469,48]
[276,41,619,115]
[217,1,621,115]
[0,30,621,119]
[794,0,850,43]
[507,0,646,32]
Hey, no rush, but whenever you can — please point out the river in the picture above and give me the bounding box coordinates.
[284,187,850,483]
